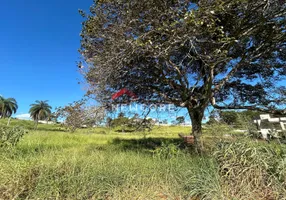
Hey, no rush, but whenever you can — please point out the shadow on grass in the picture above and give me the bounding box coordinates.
[35,127,67,132]
[109,137,190,152]
[114,129,137,133]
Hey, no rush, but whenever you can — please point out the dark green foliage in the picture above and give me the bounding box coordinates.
[220,111,238,125]
[0,96,18,119]
[79,0,286,152]
[29,100,52,129]
[110,137,182,152]
[176,116,185,125]
[220,110,264,126]
[152,142,181,159]
[110,116,130,128]
[107,114,155,132]
[117,112,125,118]
[0,126,26,147]
[208,110,263,129]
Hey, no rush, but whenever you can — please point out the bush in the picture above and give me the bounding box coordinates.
[208,110,263,129]
[152,142,181,159]
[0,126,26,147]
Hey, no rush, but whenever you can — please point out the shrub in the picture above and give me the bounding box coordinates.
[152,142,181,159]
[0,126,26,147]
[208,110,263,129]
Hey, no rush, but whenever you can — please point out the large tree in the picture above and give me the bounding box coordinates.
[29,100,52,129]
[0,96,18,119]
[79,0,286,152]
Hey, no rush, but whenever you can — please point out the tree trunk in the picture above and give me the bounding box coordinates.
[1,107,5,118]
[188,108,205,154]
[7,117,11,126]
[34,119,39,130]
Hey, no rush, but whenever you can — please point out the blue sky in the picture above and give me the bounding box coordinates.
[0,0,194,123]
[0,0,92,119]
[2,1,282,123]
[0,0,243,124]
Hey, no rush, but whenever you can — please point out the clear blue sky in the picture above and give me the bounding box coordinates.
[0,0,92,118]
[0,0,194,123]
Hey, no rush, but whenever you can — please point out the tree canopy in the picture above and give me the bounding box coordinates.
[29,100,52,129]
[207,109,264,127]
[80,0,286,152]
[0,96,18,119]
[176,116,185,125]
[56,100,105,132]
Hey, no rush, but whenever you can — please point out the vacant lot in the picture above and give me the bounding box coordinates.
[0,119,285,200]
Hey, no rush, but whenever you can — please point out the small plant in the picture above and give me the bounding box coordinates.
[248,129,261,139]
[275,130,286,144]
[152,142,181,159]
[0,126,26,147]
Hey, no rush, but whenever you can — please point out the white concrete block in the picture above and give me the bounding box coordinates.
[260,114,271,120]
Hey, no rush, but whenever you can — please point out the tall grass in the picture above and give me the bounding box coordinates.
[0,137,219,199]
[0,120,218,199]
[214,140,286,200]
[0,119,285,199]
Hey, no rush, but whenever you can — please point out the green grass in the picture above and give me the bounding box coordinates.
[0,119,285,199]
[0,119,213,199]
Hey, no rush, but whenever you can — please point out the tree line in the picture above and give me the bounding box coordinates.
[0,96,108,131]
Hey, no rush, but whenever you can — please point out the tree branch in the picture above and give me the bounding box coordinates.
[214,56,246,91]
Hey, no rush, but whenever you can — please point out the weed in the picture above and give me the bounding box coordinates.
[0,125,26,148]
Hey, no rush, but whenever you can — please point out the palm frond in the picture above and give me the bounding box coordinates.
[29,100,52,121]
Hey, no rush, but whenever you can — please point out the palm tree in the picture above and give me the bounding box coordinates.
[29,100,52,129]
[0,96,18,119]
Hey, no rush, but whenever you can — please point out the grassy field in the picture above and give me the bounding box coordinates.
[0,119,285,200]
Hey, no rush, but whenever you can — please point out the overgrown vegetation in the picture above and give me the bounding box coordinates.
[0,119,285,199]
[214,141,286,199]
[0,125,26,147]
